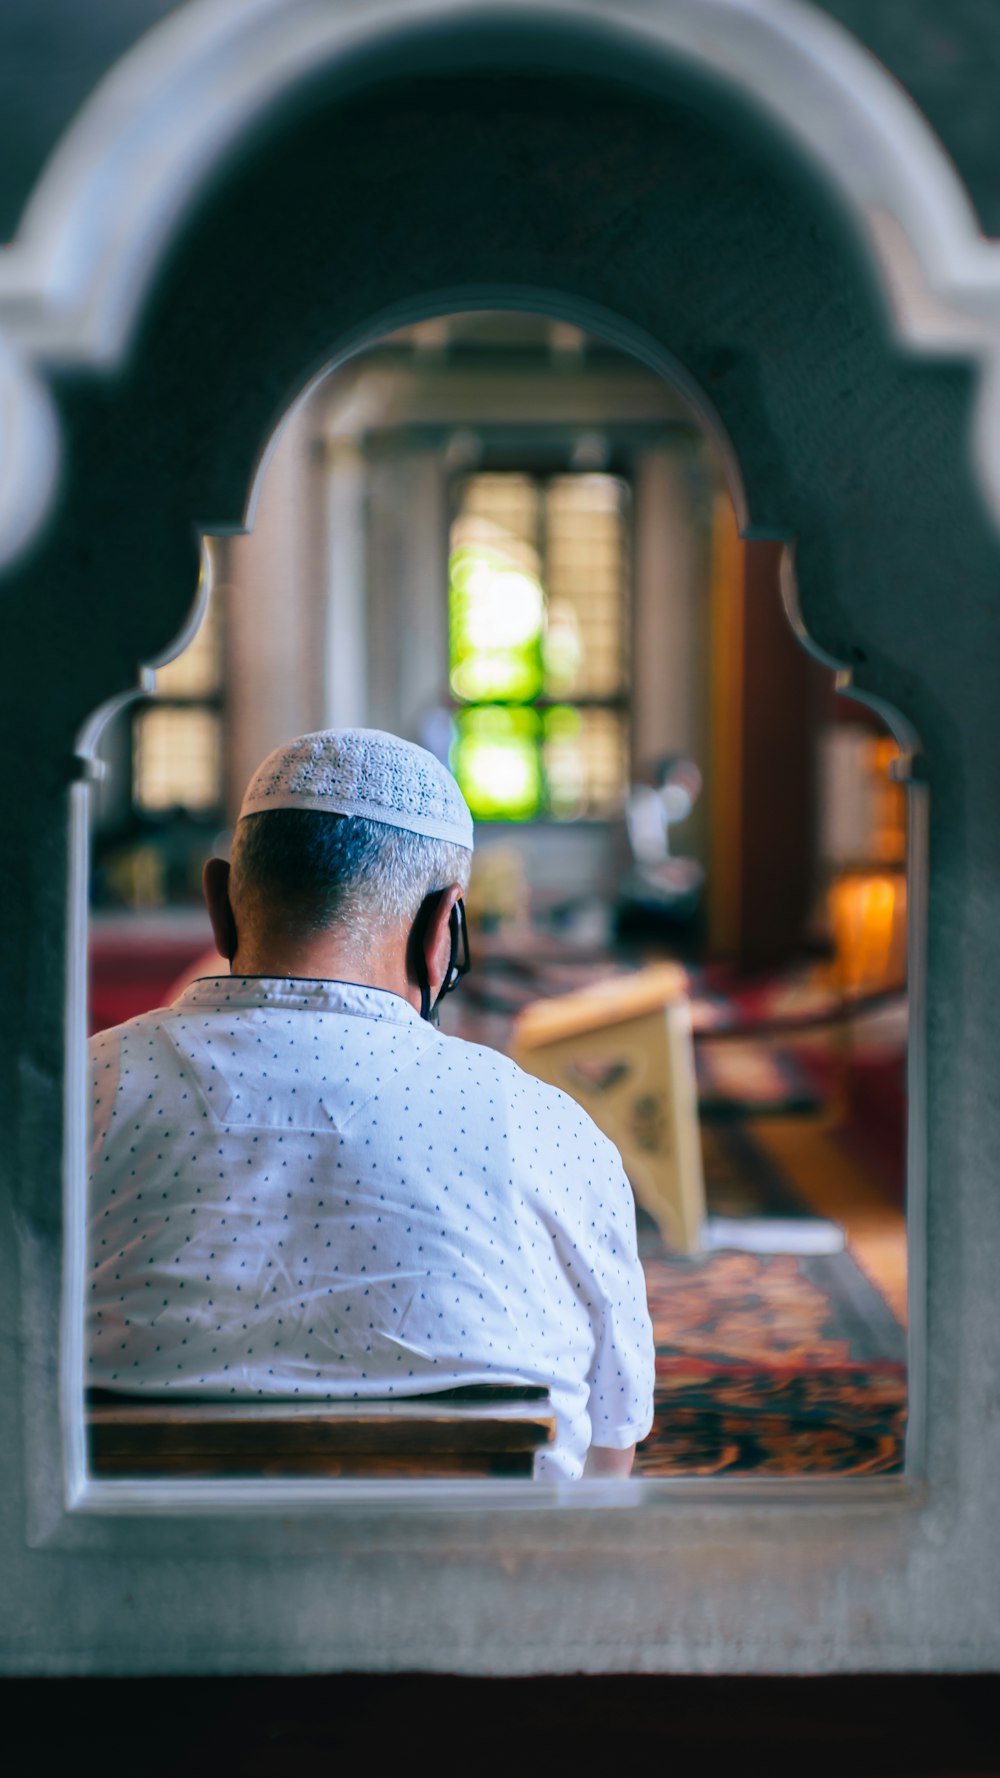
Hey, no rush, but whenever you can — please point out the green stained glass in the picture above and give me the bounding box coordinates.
[449,541,544,704]
[448,471,631,821]
[451,707,543,821]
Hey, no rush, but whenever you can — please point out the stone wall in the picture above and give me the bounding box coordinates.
[1,0,999,1675]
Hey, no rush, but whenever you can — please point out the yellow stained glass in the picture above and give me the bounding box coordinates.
[133,707,222,812]
[544,475,630,699]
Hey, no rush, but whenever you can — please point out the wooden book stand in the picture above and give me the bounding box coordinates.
[510,962,706,1254]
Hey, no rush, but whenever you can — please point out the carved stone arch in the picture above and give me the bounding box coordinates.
[5,0,1000,1676]
[11,32,994,747]
[1,3,995,752]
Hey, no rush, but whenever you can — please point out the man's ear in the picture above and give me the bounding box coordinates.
[202,857,237,963]
[412,882,463,1002]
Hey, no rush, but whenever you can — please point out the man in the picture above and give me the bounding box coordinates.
[88,728,655,1478]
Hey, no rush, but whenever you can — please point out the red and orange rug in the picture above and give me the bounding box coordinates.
[635,1129,907,1477]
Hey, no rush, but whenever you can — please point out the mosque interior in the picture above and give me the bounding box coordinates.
[88,312,910,1480]
[15,0,1000,1736]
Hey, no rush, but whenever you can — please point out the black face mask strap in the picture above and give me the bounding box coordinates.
[415,913,437,1024]
[417,896,471,1025]
[225,894,238,965]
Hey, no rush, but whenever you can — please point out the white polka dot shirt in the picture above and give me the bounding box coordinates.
[87,976,655,1478]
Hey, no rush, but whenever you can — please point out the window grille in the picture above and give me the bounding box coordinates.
[449,472,630,820]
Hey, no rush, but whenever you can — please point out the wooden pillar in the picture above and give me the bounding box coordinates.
[708,497,823,966]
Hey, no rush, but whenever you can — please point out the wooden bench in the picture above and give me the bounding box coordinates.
[87,1385,556,1480]
[510,962,706,1254]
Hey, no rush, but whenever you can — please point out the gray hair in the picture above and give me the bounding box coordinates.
[230,809,470,949]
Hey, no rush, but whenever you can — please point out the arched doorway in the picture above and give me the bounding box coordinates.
[4,0,998,1677]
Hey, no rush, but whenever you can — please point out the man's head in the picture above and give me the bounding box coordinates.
[203,729,473,1013]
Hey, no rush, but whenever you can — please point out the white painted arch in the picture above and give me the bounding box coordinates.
[42,0,935,1514]
[1,0,1000,577]
[1,0,994,1675]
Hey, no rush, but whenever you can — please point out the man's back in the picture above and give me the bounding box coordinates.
[88,975,654,1478]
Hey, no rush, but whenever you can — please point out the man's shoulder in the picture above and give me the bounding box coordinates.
[431,1027,546,1093]
[432,1029,621,1147]
[87,1003,174,1060]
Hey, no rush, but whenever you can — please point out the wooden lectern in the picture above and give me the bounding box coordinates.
[510,962,706,1254]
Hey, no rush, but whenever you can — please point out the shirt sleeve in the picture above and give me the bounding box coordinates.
[582,1146,656,1449]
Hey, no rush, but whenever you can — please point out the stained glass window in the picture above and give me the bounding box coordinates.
[449,473,630,820]
[133,593,225,816]
[133,706,222,813]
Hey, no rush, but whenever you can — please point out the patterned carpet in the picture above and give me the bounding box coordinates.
[634,1137,907,1477]
[636,1364,906,1476]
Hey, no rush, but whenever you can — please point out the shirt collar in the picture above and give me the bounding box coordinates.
[172,975,425,1026]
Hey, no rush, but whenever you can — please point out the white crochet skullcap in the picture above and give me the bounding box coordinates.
[238,727,474,850]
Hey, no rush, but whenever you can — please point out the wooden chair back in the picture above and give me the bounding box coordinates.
[87,1385,555,1480]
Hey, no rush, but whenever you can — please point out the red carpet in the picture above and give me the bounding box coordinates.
[635,1182,906,1477]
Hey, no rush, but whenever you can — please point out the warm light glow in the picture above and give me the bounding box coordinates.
[829,870,907,991]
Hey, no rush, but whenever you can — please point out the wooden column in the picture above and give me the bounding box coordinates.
[708,498,823,967]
